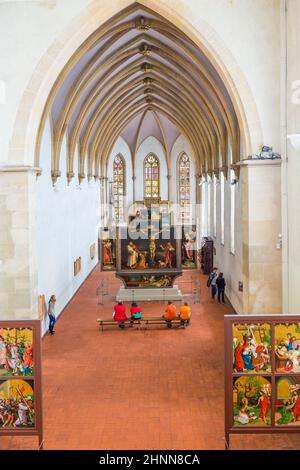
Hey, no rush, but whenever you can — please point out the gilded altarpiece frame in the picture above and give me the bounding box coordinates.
[225,315,300,449]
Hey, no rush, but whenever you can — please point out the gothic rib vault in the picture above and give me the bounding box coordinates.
[35,3,241,185]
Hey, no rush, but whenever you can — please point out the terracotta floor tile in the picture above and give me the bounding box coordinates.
[1,266,300,450]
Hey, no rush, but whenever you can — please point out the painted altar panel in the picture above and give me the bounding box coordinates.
[275,375,300,425]
[275,323,300,373]
[120,273,174,288]
[225,315,300,443]
[233,376,271,426]
[232,322,271,373]
[0,378,35,429]
[181,225,197,269]
[0,321,42,440]
[0,327,34,377]
[102,238,116,271]
[120,226,177,270]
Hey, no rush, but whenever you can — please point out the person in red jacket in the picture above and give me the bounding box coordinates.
[113,301,127,329]
[129,302,142,326]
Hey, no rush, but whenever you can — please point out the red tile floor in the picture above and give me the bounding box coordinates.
[1,267,300,450]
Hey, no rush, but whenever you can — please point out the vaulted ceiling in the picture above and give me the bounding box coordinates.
[37,3,240,183]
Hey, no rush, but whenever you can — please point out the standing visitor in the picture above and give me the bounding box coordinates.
[162,301,177,328]
[48,295,56,335]
[207,267,218,301]
[216,272,226,303]
[113,301,127,329]
[179,302,192,327]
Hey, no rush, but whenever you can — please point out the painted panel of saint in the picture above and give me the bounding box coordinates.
[232,323,271,373]
[233,376,271,426]
[275,376,300,425]
[181,226,197,269]
[102,238,116,271]
[0,378,35,429]
[0,328,33,377]
[275,323,300,373]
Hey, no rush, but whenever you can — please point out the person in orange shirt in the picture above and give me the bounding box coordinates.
[179,302,191,328]
[162,301,177,328]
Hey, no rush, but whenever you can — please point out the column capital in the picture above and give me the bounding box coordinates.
[221,165,228,179]
[51,170,61,185]
[67,171,74,184]
[230,163,240,180]
[213,168,220,179]
[78,173,85,184]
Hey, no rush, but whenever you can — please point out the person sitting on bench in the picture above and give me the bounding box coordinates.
[179,301,191,327]
[113,301,127,329]
[129,302,142,326]
[162,301,177,328]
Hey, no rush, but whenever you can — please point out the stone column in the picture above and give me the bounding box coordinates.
[99,177,106,229]
[0,166,40,319]
[195,175,202,264]
[240,159,282,314]
[166,174,171,202]
[132,175,136,204]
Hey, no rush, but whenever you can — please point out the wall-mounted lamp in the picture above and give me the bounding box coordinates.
[287,134,300,152]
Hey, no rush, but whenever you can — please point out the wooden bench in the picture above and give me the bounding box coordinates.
[97,317,189,331]
[142,316,182,328]
[97,318,142,332]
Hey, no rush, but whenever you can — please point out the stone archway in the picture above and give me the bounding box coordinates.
[1,0,269,321]
[9,0,262,169]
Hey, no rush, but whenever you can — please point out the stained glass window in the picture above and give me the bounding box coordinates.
[144,154,160,198]
[178,153,190,219]
[113,154,125,222]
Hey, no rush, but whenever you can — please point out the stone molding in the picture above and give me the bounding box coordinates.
[0,165,42,173]
[237,159,282,167]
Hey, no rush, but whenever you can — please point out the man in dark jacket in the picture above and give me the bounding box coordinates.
[207,267,218,301]
[216,272,226,303]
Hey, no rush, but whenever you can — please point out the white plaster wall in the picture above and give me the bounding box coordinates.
[37,120,100,334]
[170,135,196,206]
[284,0,300,314]
[206,176,243,313]
[0,0,89,164]
[107,136,133,210]
[0,0,281,165]
[213,177,243,313]
[135,136,168,201]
